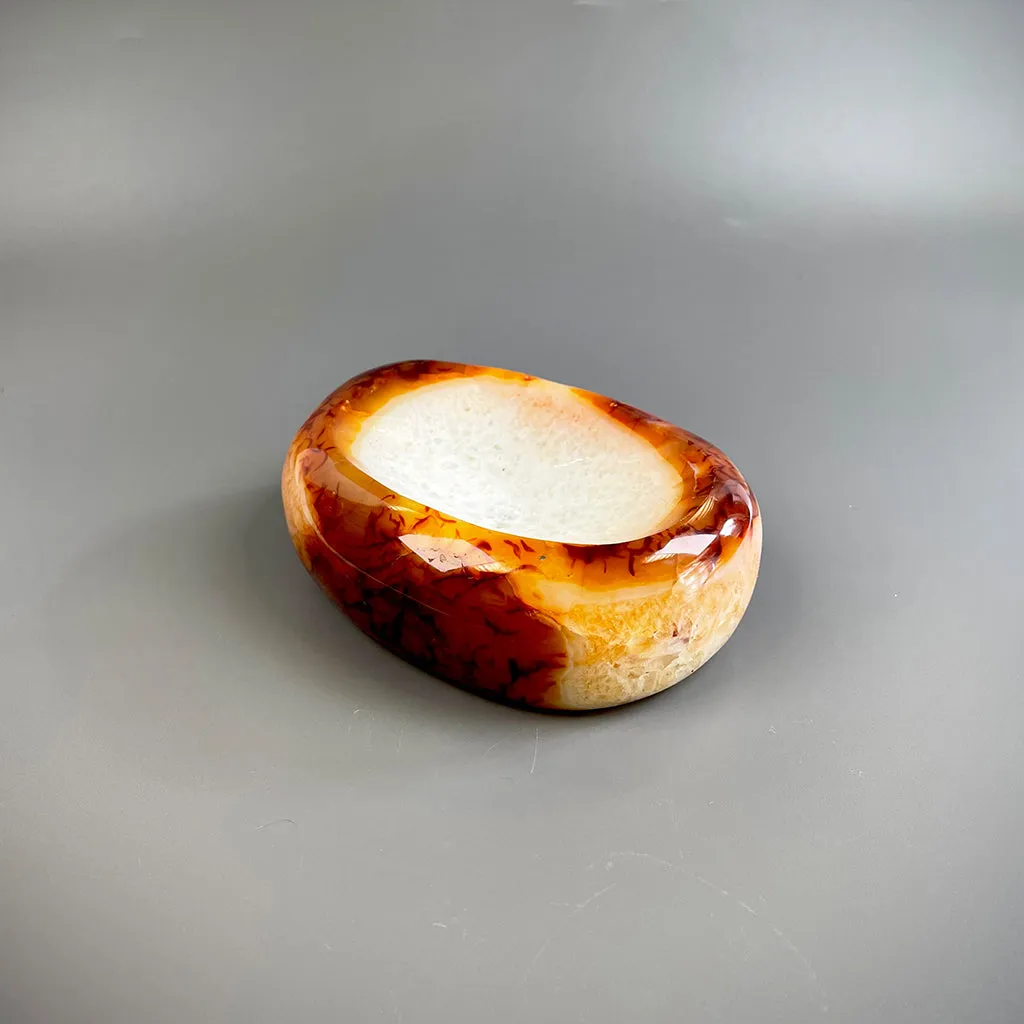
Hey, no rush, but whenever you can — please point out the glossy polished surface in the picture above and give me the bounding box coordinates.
[283,361,760,709]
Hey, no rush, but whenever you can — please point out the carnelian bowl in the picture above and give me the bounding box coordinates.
[282,360,761,710]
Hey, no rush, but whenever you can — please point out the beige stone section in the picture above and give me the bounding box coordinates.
[547,518,762,710]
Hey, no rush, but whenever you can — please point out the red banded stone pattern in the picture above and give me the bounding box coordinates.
[282,360,761,710]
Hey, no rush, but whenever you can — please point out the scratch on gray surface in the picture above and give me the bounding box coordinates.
[574,882,617,910]
[767,923,825,1005]
[530,728,539,775]
[432,922,448,929]
[523,933,555,983]
[656,796,682,834]
[396,724,406,753]
[693,873,730,898]
[485,738,505,754]
[527,882,617,983]
[553,882,618,912]
[255,818,296,831]
[607,851,828,1013]
[607,850,678,872]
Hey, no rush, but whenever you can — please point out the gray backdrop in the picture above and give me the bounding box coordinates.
[2,2,1023,1022]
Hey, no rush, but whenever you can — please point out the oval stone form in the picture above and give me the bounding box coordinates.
[282,360,761,710]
